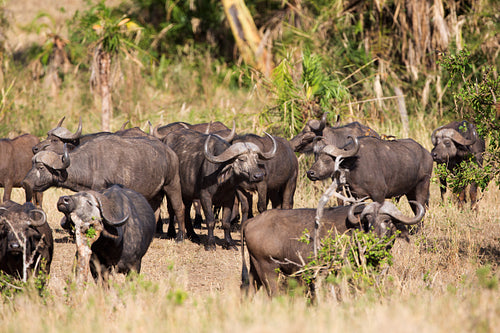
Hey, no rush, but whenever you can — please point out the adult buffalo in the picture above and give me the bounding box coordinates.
[232,133,298,223]
[241,200,425,297]
[163,128,276,250]
[307,136,433,213]
[0,200,53,281]
[32,117,152,154]
[289,113,380,154]
[152,120,236,142]
[0,134,43,207]
[57,185,155,282]
[430,120,486,210]
[22,135,186,240]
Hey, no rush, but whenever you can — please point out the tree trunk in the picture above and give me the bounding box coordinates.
[221,0,274,77]
[96,48,112,132]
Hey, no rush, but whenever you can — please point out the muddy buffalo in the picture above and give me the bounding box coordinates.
[163,128,276,250]
[23,135,186,240]
[232,133,298,223]
[431,120,486,210]
[307,136,433,214]
[0,201,53,281]
[57,185,155,282]
[289,113,380,154]
[241,200,425,297]
[0,134,43,207]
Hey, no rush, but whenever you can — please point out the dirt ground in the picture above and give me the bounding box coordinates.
[46,207,244,298]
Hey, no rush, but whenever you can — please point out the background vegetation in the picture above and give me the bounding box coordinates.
[0,0,499,331]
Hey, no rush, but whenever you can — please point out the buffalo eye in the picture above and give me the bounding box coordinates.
[444,140,452,148]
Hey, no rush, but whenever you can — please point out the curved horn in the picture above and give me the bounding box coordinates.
[322,136,359,158]
[147,120,153,134]
[216,120,236,142]
[28,209,47,227]
[56,116,66,127]
[48,117,83,140]
[35,148,70,170]
[94,193,129,227]
[152,124,162,139]
[204,135,251,163]
[205,121,212,135]
[119,120,130,131]
[347,202,366,224]
[61,143,70,169]
[432,127,477,146]
[360,202,381,221]
[379,201,425,225]
[257,132,277,160]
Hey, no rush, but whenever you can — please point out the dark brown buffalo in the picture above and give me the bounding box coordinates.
[430,120,486,210]
[57,185,155,281]
[0,200,53,281]
[163,129,276,250]
[232,133,298,223]
[0,134,43,207]
[241,200,425,296]
[289,113,380,154]
[22,135,187,241]
[32,117,152,154]
[307,136,433,214]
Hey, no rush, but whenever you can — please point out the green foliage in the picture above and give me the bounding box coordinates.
[439,48,500,189]
[262,49,349,137]
[0,269,50,300]
[476,265,498,290]
[434,159,492,193]
[296,229,396,294]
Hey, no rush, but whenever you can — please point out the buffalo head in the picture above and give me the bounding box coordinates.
[347,201,425,239]
[430,122,477,164]
[32,117,83,154]
[289,113,328,153]
[306,136,359,181]
[204,132,277,183]
[23,145,71,193]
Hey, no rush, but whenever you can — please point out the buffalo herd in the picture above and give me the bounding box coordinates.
[0,115,486,295]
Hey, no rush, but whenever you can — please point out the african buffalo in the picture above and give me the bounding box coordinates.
[57,185,155,282]
[163,128,276,250]
[153,120,235,142]
[289,113,380,154]
[307,136,433,213]
[232,133,298,223]
[431,120,486,210]
[241,200,425,297]
[0,200,53,281]
[32,117,152,154]
[23,135,186,241]
[0,134,43,207]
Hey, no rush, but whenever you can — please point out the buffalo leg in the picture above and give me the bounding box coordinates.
[439,176,447,201]
[236,189,251,224]
[2,181,12,203]
[192,200,204,229]
[221,201,237,250]
[163,180,186,242]
[281,177,297,210]
[34,191,43,208]
[200,192,217,251]
[182,200,200,242]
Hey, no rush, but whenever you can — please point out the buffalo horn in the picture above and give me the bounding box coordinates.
[216,120,236,142]
[35,149,70,170]
[379,201,425,225]
[28,209,47,227]
[56,116,66,127]
[119,120,130,131]
[322,136,359,158]
[347,202,367,224]
[258,132,277,160]
[48,117,83,140]
[205,135,259,163]
[94,192,129,227]
[432,127,476,146]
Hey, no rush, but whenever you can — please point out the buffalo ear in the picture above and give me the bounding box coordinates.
[94,191,129,227]
[217,164,234,184]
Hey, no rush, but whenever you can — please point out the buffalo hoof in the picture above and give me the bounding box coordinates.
[187,232,200,244]
[204,242,216,251]
[223,242,238,251]
[175,233,185,243]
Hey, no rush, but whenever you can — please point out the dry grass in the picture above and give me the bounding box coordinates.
[0,1,499,332]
